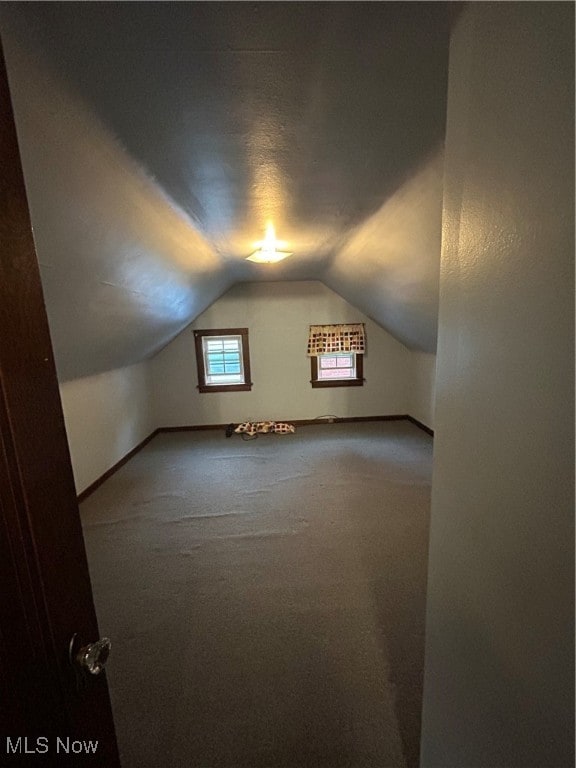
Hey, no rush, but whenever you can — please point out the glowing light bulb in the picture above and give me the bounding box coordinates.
[246,223,292,263]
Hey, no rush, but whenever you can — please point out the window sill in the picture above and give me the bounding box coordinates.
[198,383,253,393]
[310,379,364,388]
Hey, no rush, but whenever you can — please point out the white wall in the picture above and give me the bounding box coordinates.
[324,149,444,353]
[421,5,574,768]
[59,361,154,494]
[151,281,413,426]
[410,352,436,430]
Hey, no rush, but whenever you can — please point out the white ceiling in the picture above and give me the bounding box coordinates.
[1,2,452,380]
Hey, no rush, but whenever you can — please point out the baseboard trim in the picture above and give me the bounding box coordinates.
[406,415,435,436]
[158,424,227,432]
[157,415,410,432]
[77,429,159,503]
[157,415,434,434]
[77,415,433,502]
[156,413,434,437]
[292,415,409,426]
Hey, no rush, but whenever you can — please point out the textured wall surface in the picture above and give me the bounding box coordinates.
[60,362,154,494]
[421,4,574,767]
[410,353,436,430]
[151,281,413,427]
[324,150,444,352]
[1,36,231,381]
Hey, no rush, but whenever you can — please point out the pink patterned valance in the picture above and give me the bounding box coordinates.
[307,324,366,356]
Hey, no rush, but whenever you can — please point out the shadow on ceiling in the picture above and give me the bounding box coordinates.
[2,2,455,241]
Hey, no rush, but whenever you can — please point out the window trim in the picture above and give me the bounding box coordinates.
[194,328,252,393]
[310,353,364,388]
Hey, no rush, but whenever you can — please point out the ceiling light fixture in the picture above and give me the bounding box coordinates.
[246,223,292,264]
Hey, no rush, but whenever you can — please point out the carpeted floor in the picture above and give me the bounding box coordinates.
[80,421,432,768]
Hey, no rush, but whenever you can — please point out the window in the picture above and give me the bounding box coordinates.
[194,328,252,393]
[310,352,364,388]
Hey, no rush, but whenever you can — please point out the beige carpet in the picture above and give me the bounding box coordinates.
[80,421,432,768]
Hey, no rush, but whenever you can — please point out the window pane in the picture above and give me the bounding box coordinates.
[208,356,242,374]
[319,367,354,379]
[317,353,356,380]
[205,373,244,384]
[202,334,245,385]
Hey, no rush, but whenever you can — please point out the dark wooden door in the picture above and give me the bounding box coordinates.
[0,39,120,766]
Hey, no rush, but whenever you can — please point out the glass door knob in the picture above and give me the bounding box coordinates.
[73,637,111,675]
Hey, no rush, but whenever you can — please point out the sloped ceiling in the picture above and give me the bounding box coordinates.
[0,2,451,381]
